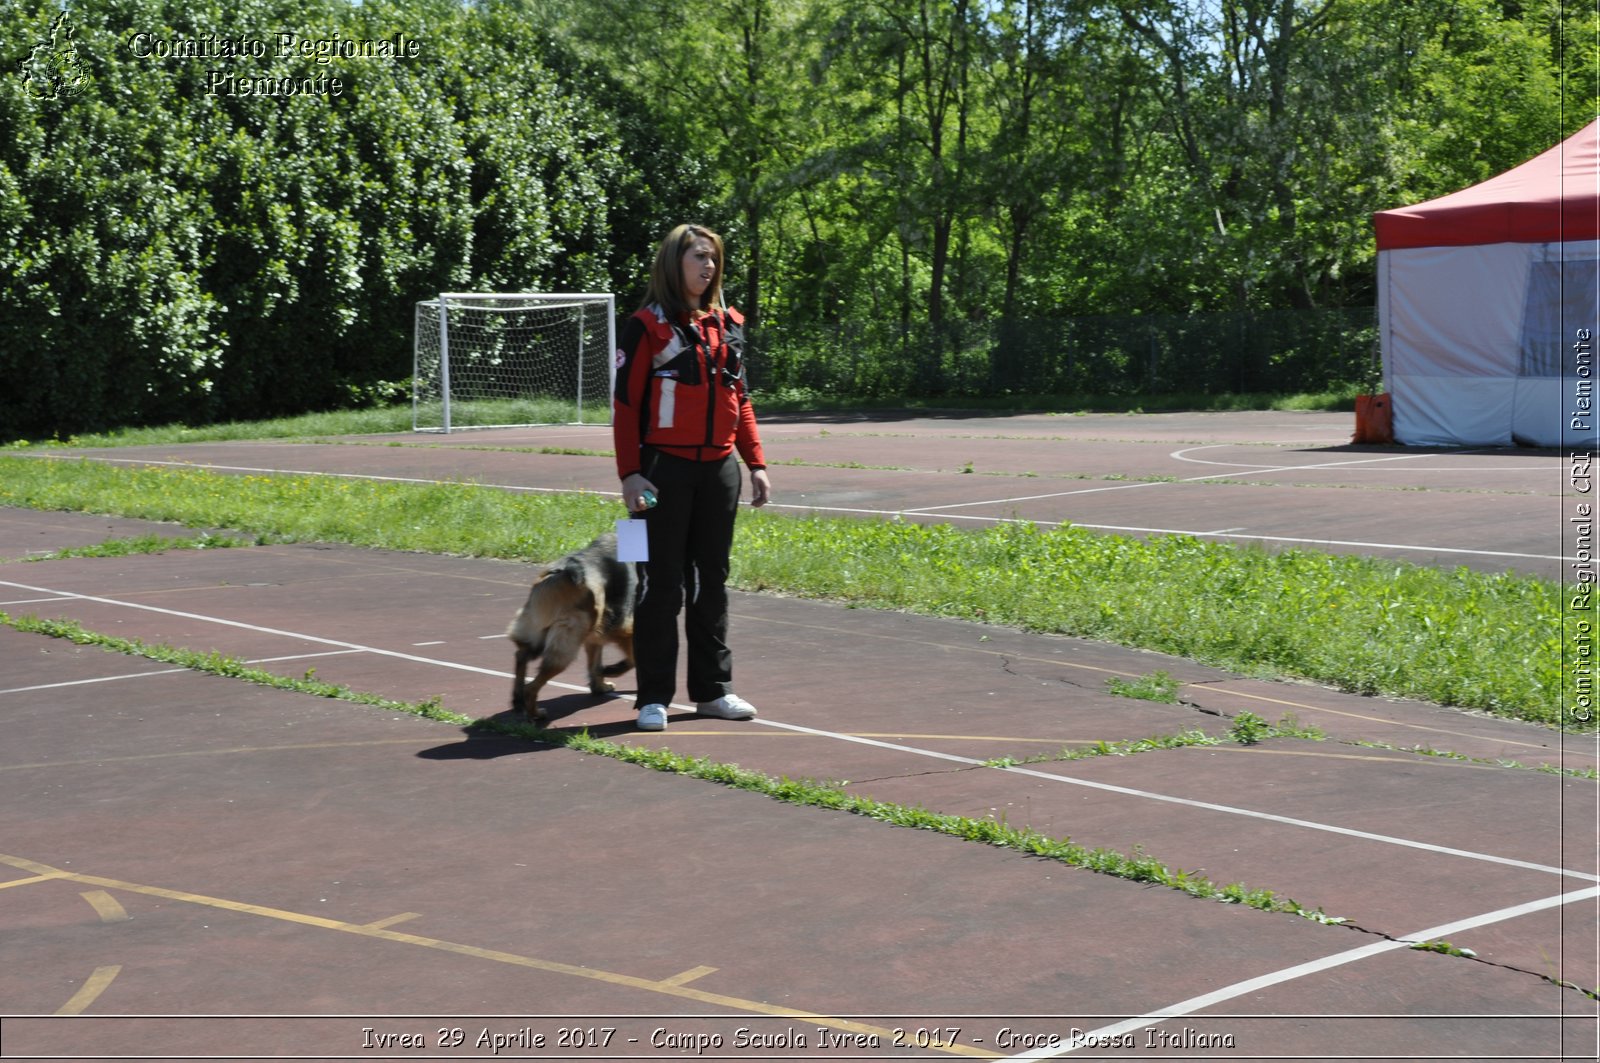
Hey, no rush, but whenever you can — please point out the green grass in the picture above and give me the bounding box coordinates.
[1,612,457,723]
[2,532,263,564]
[1409,939,1478,958]
[735,512,1575,728]
[13,406,419,448]
[9,397,608,449]
[985,729,1222,768]
[1106,669,1182,703]
[1347,740,1600,780]
[0,452,1583,729]
[0,455,617,561]
[985,713,1327,769]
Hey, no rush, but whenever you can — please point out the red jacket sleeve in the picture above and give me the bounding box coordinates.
[612,313,654,481]
[735,395,766,470]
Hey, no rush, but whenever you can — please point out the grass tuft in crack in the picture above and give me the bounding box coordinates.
[1,612,460,723]
[984,714,1326,769]
[1410,939,1477,958]
[1347,739,1599,780]
[1105,669,1181,703]
[5,532,265,564]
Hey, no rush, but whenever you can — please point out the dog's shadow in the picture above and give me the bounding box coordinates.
[414,690,642,761]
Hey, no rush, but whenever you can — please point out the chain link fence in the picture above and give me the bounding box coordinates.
[750,307,1378,399]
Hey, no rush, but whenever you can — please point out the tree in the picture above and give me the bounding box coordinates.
[0,0,706,440]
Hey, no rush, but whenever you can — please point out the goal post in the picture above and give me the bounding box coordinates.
[412,292,616,433]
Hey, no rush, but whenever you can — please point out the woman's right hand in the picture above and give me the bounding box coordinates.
[622,473,658,512]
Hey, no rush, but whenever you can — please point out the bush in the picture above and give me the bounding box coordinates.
[0,0,705,442]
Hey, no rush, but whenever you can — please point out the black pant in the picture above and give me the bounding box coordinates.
[631,449,742,707]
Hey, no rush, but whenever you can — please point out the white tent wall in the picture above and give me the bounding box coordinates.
[1380,239,1600,448]
[1380,242,1530,446]
[1512,240,1599,449]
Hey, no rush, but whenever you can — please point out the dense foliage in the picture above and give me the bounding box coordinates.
[1,0,1592,438]
[0,0,708,438]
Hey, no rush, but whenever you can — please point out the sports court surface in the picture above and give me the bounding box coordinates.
[2,409,1597,1060]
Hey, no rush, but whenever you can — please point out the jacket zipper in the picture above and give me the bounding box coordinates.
[701,317,718,458]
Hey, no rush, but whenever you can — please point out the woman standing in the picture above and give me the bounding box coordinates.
[613,224,772,732]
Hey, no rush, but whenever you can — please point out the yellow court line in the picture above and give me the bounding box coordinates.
[0,871,71,890]
[736,611,1133,679]
[660,965,718,986]
[0,738,433,773]
[55,965,121,1016]
[1197,683,1566,753]
[0,853,999,1059]
[1172,744,1521,770]
[80,890,130,923]
[361,912,422,930]
[641,730,1567,772]
[634,732,1573,773]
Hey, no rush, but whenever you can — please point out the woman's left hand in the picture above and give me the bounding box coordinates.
[748,468,772,508]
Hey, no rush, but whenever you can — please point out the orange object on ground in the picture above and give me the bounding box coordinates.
[1353,393,1395,444]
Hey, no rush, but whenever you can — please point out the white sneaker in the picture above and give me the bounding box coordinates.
[636,704,668,731]
[695,694,757,720]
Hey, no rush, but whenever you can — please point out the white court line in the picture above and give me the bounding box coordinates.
[891,445,1453,513]
[1169,442,1548,473]
[901,445,1528,511]
[246,650,365,666]
[11,450,1591,1036]
[17,451,1566,566]
[753,718,1599,883]
[994,884,1600,1060]
[0,668,190,695]
[0,577,516,681]
[0,650,363,696]
[8,576,1596,1040]
[15,454,588,498]
[1042,525,1567,565]
[2,576,1592,884]
[786,503,1567,565]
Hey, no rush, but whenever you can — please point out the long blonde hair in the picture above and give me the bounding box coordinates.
[642,224,725,318]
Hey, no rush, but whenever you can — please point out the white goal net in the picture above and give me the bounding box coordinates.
[412,292,616,432]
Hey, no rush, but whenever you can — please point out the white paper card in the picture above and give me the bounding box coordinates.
[615,518,649,562]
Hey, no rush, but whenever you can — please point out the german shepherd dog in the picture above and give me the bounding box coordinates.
[507,532,636,725]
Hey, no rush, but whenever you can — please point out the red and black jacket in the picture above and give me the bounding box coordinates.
[613,304,766,480]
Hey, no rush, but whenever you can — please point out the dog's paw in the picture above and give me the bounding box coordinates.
[589,680,616,695]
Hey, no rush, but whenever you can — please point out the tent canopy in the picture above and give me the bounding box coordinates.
[1375,121,1600,250]
[1373,122,1600,448]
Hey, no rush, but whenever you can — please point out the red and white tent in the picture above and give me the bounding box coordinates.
[1374,120,1600,447]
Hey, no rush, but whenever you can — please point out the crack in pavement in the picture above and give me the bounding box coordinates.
[996,653,1239,722]
[1334,919,1599,1001]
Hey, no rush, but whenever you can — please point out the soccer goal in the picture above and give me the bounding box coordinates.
[412,292,616,432]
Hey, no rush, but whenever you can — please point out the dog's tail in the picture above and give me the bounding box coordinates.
[507,558,593,656]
